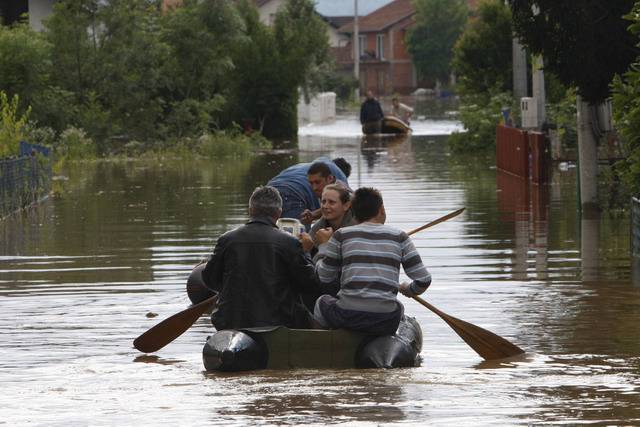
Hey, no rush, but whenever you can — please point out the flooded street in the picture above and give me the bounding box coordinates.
[2,116,639,425]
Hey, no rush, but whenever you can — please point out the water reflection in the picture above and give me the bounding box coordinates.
[1,122,639,424]
[206,371,406,424]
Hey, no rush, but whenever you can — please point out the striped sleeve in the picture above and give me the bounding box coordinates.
[400,232,431,294]
[314,232,343,285]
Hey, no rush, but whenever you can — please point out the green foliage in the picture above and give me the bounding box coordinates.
[0,23,51,117]
[509,0,638,104]
[452,0,512,96]
[610,2,640,197]
[0,91,30,158]
[0,0,328,154]
[546,87,577,150]
[308,63,358,102]
[57,126,97,160]
[228,0,329,139]
[159,0,242,137]
[407,0,469,83]
[448,91,513,153]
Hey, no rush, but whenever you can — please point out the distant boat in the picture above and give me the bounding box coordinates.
[363,116,411,135]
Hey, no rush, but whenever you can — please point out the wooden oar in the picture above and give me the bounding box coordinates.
[411,295,524,360]
[406,207,465,236]
[406,208,525,360]
[133,295,217,353]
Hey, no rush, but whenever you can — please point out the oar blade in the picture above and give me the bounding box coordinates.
[133,296,217,353]
[438,311,525,360]
[413,296,524,360]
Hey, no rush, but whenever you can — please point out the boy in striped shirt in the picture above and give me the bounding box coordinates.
[313,187,431,335]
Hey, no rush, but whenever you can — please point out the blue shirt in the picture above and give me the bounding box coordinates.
[267,157,349,211]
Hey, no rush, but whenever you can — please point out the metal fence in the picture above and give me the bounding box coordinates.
[0,142,52,219]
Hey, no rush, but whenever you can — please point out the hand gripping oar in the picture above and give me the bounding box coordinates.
[133,295,217,353]
[406,208,525,360]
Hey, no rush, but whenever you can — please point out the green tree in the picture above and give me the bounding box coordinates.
[612,2,640,197]
[509,0,638,104]
[407,0,468,85]
[229,0,329,139]
[160,0,242,138]
[0,23,51,114]
[452,0,512,97]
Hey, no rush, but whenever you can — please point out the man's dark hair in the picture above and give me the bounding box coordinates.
[332,157,351,178]
[308,161,332,177]
[352,187,383,223]
[249,186,282,218]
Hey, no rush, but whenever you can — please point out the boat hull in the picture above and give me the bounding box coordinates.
[202,317,422,371]
[363,116,411,135]
[187,265,423,371]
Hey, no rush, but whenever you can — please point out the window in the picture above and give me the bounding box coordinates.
[376,34,385,60]
[358,35,366,58]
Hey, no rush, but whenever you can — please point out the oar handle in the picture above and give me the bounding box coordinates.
[407,208,465,236]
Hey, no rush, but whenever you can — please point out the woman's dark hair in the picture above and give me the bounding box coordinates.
[332,157,352,178]
[352,187,382,222]
[322,183,351,204]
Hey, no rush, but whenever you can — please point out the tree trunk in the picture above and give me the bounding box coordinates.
[576,95,599,215]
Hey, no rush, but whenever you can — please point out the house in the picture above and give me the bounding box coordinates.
[337,0,417,96]
[1,0,55,31]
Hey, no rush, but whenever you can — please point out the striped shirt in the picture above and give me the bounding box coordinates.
[315,222,431,313]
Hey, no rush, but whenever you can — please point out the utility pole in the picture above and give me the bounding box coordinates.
[512,38,527,101]
[354,0,360,100]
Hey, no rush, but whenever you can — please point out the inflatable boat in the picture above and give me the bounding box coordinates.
[187,264,423,371]
[362,116,411,135]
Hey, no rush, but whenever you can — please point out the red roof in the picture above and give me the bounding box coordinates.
[338,0,415,33]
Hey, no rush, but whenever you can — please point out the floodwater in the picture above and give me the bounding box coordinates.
[1,115,639,426]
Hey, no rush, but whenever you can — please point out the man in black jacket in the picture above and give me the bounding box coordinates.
[360,90,384,134]
[201,186,324,330]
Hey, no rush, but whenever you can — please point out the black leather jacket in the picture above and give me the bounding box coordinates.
[201,216,323,330]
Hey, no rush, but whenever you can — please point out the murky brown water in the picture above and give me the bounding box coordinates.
[2,117,639,425]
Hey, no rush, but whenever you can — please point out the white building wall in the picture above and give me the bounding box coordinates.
[257,0,286,26]
[28,0,56,31]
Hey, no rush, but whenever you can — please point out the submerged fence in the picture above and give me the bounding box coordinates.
[0,142,52,219]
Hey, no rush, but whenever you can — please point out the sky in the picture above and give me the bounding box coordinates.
[314,0,393,17]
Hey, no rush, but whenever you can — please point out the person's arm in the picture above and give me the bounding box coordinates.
[399,233,431,296]
[300,208,322,224]
[201,235,228,293]
[360,104,366,124]
[314,230,342,285]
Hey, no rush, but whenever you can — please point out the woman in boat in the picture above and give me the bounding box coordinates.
[308,183,356,246]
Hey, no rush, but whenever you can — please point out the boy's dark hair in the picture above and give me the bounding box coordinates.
[308,161,332,177]
[352,187,383,222]
[332,157,352,178]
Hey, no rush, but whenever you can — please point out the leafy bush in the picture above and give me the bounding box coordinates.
[448,91,513,153]
[0,91,31,158]
[546,87,577,150]
[611,2,640,198]
[58,127,97,160]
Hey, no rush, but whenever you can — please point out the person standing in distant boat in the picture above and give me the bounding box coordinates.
[360,90,384,135]
[391,96,414,125]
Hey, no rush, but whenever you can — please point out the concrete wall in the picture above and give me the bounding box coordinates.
[298,92,336,124]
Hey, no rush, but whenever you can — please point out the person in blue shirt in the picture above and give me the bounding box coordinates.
[267,157,351,227]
